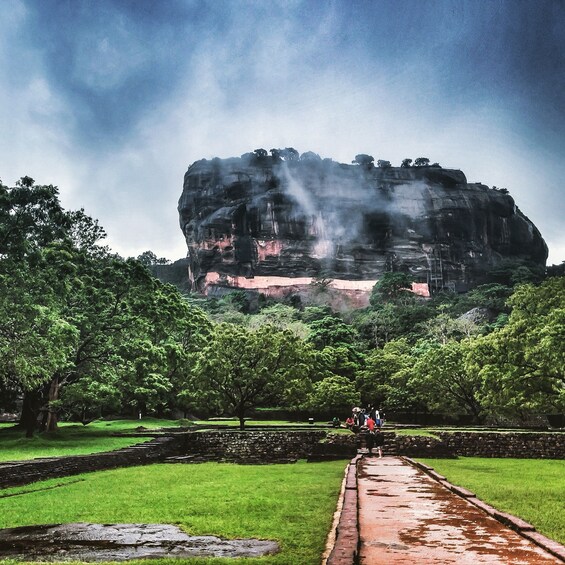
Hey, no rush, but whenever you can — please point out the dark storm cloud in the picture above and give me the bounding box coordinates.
[17,0,204,145]
[0,0,563,262]
[14,0,565,148]
[341,1,565,126]
[15,0,337,147]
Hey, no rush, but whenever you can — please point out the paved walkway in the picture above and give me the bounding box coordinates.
[357,457,560,564]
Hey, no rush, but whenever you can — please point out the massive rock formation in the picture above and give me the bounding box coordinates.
[178,152,547,303]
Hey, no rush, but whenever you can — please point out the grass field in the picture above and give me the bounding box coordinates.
[0,460,346,565]
[394,428,439,438]
[420,457,565,544]
[0,418,346,463]
[0,418,180,462]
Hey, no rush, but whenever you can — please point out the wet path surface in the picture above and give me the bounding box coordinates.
[0,523,279,561]
[358,457,560,564]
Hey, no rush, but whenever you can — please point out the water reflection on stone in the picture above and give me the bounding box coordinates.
[0,523,280,561]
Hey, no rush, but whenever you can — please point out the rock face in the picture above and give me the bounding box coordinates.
[178,153,547,299]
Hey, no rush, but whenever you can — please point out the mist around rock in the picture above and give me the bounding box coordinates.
[178,150,547,300]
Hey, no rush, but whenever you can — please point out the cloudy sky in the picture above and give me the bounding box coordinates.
[1,0,564,264]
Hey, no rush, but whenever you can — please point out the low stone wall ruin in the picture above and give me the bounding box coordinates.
[394,431,565,459]
[176,430,356,463]
[436,431,565,459]
[1,430,563,490]
[0,436,183,488]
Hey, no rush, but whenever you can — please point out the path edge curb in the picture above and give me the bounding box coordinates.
[402,456,565,563]
[325,455,362,565]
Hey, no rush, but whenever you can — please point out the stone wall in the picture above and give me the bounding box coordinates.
[437,432,565,459]
[176,431,564,462]
[0,436,182,488]
[177,430,351,463]
[2,431,562,490]
[394,434,455,458]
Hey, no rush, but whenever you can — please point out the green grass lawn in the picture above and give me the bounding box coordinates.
[0,418,181,462]
[394,428,439,438]
[194,418,333,427]
[420,457,565,544]
[0,460,346,565]
[0,417,340,463]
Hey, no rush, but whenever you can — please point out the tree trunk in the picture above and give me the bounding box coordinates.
[237,409,246,430]
[44,375,60,432]
[19,390,41,438]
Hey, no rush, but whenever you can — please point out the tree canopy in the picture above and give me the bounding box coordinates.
[190,324,313,428]
[1,175,561,430]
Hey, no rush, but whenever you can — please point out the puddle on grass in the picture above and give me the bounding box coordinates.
[0,523,280,561]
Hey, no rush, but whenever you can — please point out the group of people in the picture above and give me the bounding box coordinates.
[344,405,385,457]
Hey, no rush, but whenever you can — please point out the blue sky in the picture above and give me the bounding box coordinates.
[1,0,564,263]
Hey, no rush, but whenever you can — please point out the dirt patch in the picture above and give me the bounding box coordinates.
[0,523,280,561]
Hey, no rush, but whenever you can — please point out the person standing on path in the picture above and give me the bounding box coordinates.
[374,427,385,458]
[364,416,376,455]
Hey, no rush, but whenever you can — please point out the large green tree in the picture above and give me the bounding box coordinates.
[412,339,484,421]
[306,375,360,416]
[0,178,78,434]
[356,339,416,410]
[471,278,565,418]
[0,177,211,433]
[192,324,313,429]
[370,272,414,306]
[53,256,211,426]
[306,316,365,379]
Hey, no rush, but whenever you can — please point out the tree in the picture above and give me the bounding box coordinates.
[314,344,364,380]
[547,262,565,278]
[352,154,374,168]
[136,250,171,266]
[0,177,213,433]
[253,148,268,158]
[59,373,121,423]
[354,304,403,347]
[192,324,312,429]
[470,278,565,418]
[309,274,333,294]
[247,304,307,337]
[277,147,299,161]
[377,160,392,168]
[400,159,412,168]
[461,284,513,314]
[305,316,364,379]
[356,339,421,411]
[414,157,430,167]
[412,339,484,421]
[306,375,360,416]
[370,273,414,305]
[419,312,480,345]
[300,151,321,162]
[486,259,545,287]
[0,178,78,435]
[301,305,333,323]
[0,177,70,260]
[306,316,359,349]
[0,277,78,436]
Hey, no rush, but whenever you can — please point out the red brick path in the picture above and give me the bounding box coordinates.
[357,457,561,564]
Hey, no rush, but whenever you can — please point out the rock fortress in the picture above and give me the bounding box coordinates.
[177,150,547,307]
